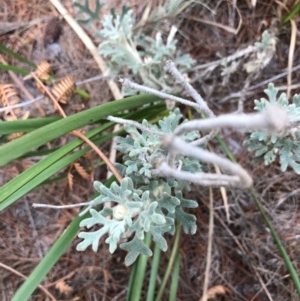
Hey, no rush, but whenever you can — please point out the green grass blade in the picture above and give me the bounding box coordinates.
[215,135,236,162]
[146,242,161,301]
[282,2,300,23]
[248,189,300,295]
[217,134,300,296]
[0,43,36,67]
[0,117,61,134]
[0,63,29,75]
[76,88,90,99]
[19,105,165,159]
[0,94,160,166]
[0,122,114,207]
[127,233,152,301]
[126,257,138,301]
[155,223,181,301]
[0,103,165,209]
[20,148,61,158]
[169,246,180,301]
[0,130,114,211]
[10,176,114,301]
[11,215,84,301]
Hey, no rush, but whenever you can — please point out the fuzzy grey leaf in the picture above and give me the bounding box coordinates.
[120,235,152,266]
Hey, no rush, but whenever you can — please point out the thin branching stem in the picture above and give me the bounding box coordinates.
[158,136,253,188]
[33,202,92,209]
[189,130,218,146]
[154,162,243,187]
[174,105,288,136]
[107,116,165,136]
[164,60,215,118]
[0,95,44,113]
[119,78,201,110]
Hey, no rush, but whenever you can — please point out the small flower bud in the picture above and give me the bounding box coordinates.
[113,204,128,220]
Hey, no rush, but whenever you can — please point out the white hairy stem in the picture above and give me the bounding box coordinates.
[159,136,253,188]
[119,78,201,110]
[174,105,288,136]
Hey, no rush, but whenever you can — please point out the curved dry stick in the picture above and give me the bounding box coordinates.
[0,261,57,301]
[31,73,123,183]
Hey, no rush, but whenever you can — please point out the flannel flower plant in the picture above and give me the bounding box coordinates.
[73,0,195,95]
[245,83,300,174]
[76,109,201,266]
[75,61,289,266]
[46,3,294,265]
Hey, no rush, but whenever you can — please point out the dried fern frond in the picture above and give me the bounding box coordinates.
[6,109,30,141]
[199,285,230,301]
[0,84,20,106]
[67,172,74,190]
[0,85,30,140]
[74,162,90,180]
[0,84,21,120]
[36,61,52,80]
[55,279,73,295]
[52,76,76,104]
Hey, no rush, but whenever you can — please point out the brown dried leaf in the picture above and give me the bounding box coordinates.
[55,279,73,295]
[68,172,74,190]
[35,61,52,80]
[199,285,230,301]
[74,162,90,180]
[52,76,76,104]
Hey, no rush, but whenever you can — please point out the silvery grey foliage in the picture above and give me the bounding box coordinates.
[245,83,300,174]
[77,109,200,266]
[73,0,195,95]
[243,30,276,74]
[98,8,195,94]
[114,109,201,187]
[76,61,289,265]
[73,0,104,28]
